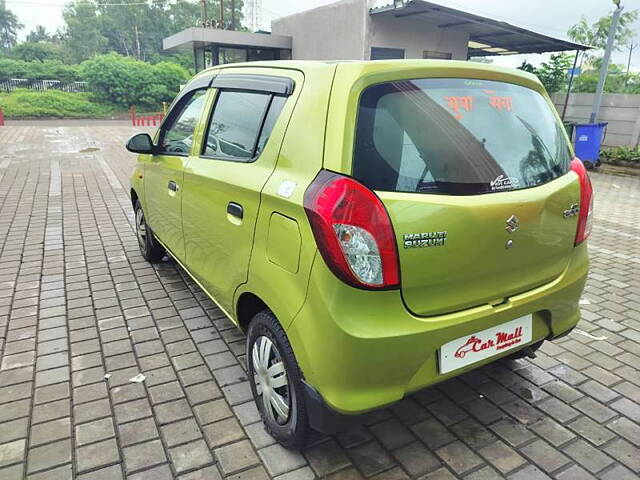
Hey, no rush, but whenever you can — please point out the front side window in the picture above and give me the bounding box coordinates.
[353,78,572,195]
[159,90,207,155]
[203,90,286,162]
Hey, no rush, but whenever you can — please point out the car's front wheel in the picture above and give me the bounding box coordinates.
[246,310,308,449]
[134,200,165,262]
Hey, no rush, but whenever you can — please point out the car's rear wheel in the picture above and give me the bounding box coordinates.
[134,200,165,262]
[246,310,308,449]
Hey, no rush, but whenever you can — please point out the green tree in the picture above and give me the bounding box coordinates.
[26,25,51,43]
[517,54,573,93]
[0,0,23,51]
[571,64,640,94]
[568,9,638,64]
[11,42,64,62]
[517,60,536,74]
[62,1,108,63]
[537,53,574,93]
[66,0,244,62]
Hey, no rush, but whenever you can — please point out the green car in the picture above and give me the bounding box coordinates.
[127,60,592,447]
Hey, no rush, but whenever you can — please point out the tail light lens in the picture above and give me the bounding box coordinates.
[570,158,594,245]
[304,170,400,290]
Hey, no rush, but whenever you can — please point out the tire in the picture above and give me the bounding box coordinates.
[507,340,544,360]
[246,310,309,449]
[134,200,165,262]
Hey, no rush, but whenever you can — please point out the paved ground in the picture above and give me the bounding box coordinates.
[0,122,639,480]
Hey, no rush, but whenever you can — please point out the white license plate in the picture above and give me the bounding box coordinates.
[439,315,533,374]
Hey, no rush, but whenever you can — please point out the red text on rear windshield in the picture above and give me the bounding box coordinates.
[353,78,572,195]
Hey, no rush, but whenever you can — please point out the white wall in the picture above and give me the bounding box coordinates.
[366,11,469,60]
[271,0,470,61]
[271,0,367,60]
[551,93,640,148]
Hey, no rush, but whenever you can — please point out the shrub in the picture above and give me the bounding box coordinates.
[148,52,195,75]
[80,53,190,109]
[0,58,81,83]
[601,146,640,164]
[572,72,640,94]
[11,42,65,62]
[0,89,115,118]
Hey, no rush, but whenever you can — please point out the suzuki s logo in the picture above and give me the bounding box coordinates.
[563,203,580,218]
[505,215,519,233]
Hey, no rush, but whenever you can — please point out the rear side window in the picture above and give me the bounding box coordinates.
[203,90,286,162]
[353,78,571,195]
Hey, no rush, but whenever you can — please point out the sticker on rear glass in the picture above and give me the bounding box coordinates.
[490,174,520,191]
[488,96,513,111]
[444,96,473,120]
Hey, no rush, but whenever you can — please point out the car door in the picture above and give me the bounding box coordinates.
[145,89,207,261]
[181,69,301,315]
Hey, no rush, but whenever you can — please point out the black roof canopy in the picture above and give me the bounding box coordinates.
[370,0,591,57]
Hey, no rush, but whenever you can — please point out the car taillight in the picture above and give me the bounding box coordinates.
[304,170,400,290]
[570,158,594,246]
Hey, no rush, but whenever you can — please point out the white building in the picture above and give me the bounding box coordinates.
[163,0,588,71]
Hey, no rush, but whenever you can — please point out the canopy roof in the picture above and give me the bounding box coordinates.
[370,1,591,57]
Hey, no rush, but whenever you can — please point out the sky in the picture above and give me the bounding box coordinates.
[6,0,640,70]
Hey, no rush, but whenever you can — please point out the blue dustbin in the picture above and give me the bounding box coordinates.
[574,122,608,165]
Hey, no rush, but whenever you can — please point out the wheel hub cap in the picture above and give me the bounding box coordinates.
[252,336,290,424]
[136,209,146,251]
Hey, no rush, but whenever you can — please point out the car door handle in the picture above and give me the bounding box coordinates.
[168,180,179,192]
[227,202,243,219]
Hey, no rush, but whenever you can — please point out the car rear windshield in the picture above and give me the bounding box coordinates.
[353,78,572,195]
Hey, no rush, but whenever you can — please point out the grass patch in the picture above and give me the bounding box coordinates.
[0,89,118,118]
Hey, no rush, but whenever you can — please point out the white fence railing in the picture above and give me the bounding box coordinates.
[0,78,88,93]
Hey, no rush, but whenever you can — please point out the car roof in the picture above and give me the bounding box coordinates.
[200,59,539,84]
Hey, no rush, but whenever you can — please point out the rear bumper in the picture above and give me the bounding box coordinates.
[287,243,588,417]
[304,327,576,435]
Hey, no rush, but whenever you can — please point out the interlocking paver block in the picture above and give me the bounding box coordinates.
[563,439,614,474]
[0,439,26,468]
[29,417,71,447]
[1,126,639,479]
[27,463,73,480]
[77,464,124,480]
[258,443,307,477]
[304,439,351,476]
[170,438,215,473]
[435,440,483,475]
[128,464,174,480]
[369,419,414,450]
[478,440,525,474]
[76,437,120,473]
[75,417,116,446]
[202,417,245,447]
[348,441,396,477]
[123,439,167,474]
[392,441,440,477]
[27,438,71,473]
[411,417,455,449]
[74,398,110,424]
[215,439,259,475]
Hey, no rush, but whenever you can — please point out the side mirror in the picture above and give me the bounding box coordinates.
[126,133,154,154]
